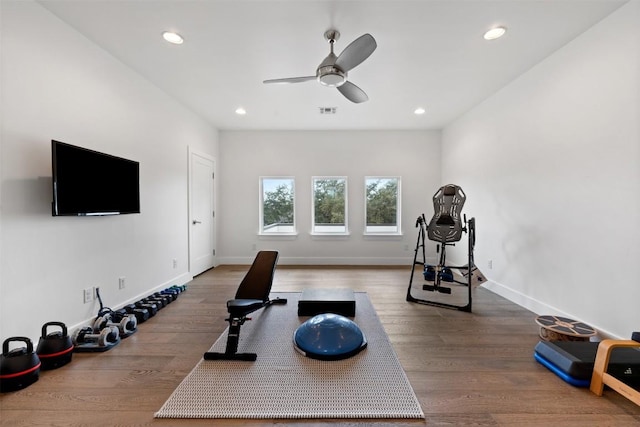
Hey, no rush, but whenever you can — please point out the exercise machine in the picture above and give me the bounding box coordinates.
[204,250,287,361]
[406,184,477,312]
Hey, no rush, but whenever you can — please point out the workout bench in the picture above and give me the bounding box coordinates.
[203,250,287,361]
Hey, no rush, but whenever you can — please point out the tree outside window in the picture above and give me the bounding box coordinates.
[313,177,347,234]
[260,177,295,234]
[365,177,401,234]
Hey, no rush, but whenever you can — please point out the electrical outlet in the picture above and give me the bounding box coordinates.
[404,244,409,251]
[118,277,126,290]
[172,259,178,269]
[83,287,93,304]
[488,260,493,269]
[252,244,257,251]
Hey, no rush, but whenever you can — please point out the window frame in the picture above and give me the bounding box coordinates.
[363,176,402,236]
[311,176,349,236]
[258,176,297,236]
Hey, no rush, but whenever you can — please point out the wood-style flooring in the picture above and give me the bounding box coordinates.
[1,265,638,426]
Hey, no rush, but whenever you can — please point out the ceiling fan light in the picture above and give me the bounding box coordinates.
[483,27,507,40]
[319,74,345,87]
[162,31,184,44]
[317,65,346,87]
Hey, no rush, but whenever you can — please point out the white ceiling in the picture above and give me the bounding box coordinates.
[40,0,626,131]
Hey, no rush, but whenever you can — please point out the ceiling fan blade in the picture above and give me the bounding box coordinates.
[337,81,369,103]
[263,76,316,84]
[335,33,377,72]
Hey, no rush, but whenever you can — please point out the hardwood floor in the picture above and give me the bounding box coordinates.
[1,265,638,426]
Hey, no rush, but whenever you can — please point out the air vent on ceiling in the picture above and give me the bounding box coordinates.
[319,107,337,115]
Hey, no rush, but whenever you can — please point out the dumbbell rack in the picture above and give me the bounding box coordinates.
[73,285,187,352]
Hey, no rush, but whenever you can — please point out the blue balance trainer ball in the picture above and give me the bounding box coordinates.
[293,313,367,360]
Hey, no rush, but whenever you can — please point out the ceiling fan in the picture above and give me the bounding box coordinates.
[263,30,377,103]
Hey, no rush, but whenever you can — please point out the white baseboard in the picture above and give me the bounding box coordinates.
[218,256,438,266]
[481,279,622,340]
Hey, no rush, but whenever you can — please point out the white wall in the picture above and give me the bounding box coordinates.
[442,1,640,339]
[0,2,219,343]
[218,130,441,265]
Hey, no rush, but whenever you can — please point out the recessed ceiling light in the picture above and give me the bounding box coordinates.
[162,31,184,44]
[414,107,426,115]
[484,26,507,41]
[235,107,247,115]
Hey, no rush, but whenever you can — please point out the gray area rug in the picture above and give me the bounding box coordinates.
[155,292,424,419]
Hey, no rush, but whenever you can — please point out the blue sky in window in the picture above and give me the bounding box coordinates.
[262,178,293,194]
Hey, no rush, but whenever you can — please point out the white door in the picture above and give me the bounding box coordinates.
[189,149,216,276]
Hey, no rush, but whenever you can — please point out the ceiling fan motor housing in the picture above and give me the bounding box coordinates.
[316,40,347,87]
[317,65,346,87]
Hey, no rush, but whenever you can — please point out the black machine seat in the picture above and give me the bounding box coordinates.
[204,250,287,361]
[227,299,267,318]
[427,184,466,243]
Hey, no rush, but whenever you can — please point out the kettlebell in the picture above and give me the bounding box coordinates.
[0,337,41,392]
[36,322,73,370]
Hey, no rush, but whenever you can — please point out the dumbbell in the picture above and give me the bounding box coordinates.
[121,305,149,323]
[169,285,187,293]
[109,310,138,335]
[135,300,158,316]
[154,292,174,304]
[72,326,119,347]
[147,293,171,305]
[157,291,176,302]
[93,311,137,336]
[157,290,177,302]
[142,296,167,309]
[160,289,179,301]
[91,309,112,331]
[147,294,171,307]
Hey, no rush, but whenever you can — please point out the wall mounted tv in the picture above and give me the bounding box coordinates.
[51,140,140,216]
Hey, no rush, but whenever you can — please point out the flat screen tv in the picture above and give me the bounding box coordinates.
[51,140,140,216]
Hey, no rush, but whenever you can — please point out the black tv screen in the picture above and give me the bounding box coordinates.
[52,140,140,216]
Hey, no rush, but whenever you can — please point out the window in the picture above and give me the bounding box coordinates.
[365,177,401,234]
[260,177,295,234]
[312,177,348,234]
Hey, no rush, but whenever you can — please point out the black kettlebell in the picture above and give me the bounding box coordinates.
[36,322,74,370]
[0,337,41,392]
